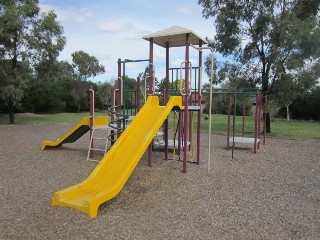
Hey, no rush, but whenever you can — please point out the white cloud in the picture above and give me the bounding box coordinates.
[38,0,214,83]
[178,7,192,14]
[97,22,126,33]
[39,4,94,23]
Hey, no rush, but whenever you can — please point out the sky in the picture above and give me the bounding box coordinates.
[39,0,216,83]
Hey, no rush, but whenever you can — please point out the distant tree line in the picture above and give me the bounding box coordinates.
[0,1,108,123]
[278,86,320,120]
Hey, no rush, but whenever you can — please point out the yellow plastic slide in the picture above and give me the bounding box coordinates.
[41,116,108,150]
[51,96,182,218]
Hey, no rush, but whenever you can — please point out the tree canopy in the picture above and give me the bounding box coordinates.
[71,50,105,82]
[199,0,320,92]
[0,0,65,123]
[198,0,320,128]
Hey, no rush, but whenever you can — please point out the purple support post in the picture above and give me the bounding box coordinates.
[183,33,190,173]
[164,42,170,160]
[197,40,202,165]
[136,77,141,113]
[227,93,231,150]
[89,86,94,158]
[242,96,246,137]
[148,38,154,167]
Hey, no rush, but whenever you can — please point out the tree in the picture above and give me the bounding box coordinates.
[198,0,320,132]
[71,50,105,113]
[71,51,105,81]
[96,81,112,110]
[0,0,65,123]
[272,74,298,120]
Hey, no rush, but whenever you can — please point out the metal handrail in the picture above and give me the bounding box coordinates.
[179,61,192,96]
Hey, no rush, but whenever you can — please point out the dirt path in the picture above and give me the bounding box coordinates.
[0,124,319,239]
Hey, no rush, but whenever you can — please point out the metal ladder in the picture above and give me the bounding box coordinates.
[87,126,111,162]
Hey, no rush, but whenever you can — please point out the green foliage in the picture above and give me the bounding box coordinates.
[288,87,320,120]
[198,0,320,96]
[203,94,253,116]
[70,51,106,113]
[0,0,65,123]
[19,78,110,114]
[71,51,105,81]
[22,80,65,113]
[95,81,112,110]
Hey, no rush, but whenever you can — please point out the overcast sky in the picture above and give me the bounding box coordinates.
[39,0,216,83]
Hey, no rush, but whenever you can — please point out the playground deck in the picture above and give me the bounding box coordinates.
[0,123,319,239]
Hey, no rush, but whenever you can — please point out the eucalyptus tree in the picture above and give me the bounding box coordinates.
[198,0,320,132]
[0,0,65,123]
[71,50,105,113]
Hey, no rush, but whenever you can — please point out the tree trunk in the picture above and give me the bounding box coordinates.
[262,64,271,133]
[265,113,271,133]
[9,99,15,124]
[286,105,290,121]
[9,34,17,124]
[77,104,81,115]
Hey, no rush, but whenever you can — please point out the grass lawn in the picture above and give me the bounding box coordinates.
[0,112,319,141]
[0,112,91,125]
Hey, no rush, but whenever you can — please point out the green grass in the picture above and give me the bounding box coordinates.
[0,112,319,141]
[168,112,320,141]
[269,118,320,141]
[0,112,91,125]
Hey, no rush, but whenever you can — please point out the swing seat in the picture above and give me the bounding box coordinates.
[153,139,190,148]
[229,137,260,144]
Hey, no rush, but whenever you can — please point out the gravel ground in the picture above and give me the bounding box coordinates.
[0,123,319,240]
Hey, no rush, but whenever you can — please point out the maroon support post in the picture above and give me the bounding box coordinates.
[148,38,154,167]
[164,42,170,160]
[183,33,190,173]
[196,40,202,165]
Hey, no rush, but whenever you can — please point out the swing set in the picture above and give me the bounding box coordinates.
[208,88,268,159]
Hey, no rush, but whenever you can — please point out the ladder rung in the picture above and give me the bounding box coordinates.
[87,158,101,162]
[89,148,106,152]
[92,137,108,140]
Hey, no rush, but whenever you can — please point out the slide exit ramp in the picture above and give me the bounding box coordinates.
[51,96,182,218]
[41,116,108,150]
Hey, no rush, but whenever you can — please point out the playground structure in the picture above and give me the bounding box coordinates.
[106,26,206,173]
[41,25,267,218]
[41,26,206,218]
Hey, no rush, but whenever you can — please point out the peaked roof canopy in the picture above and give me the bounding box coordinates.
[142,25,207,48]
